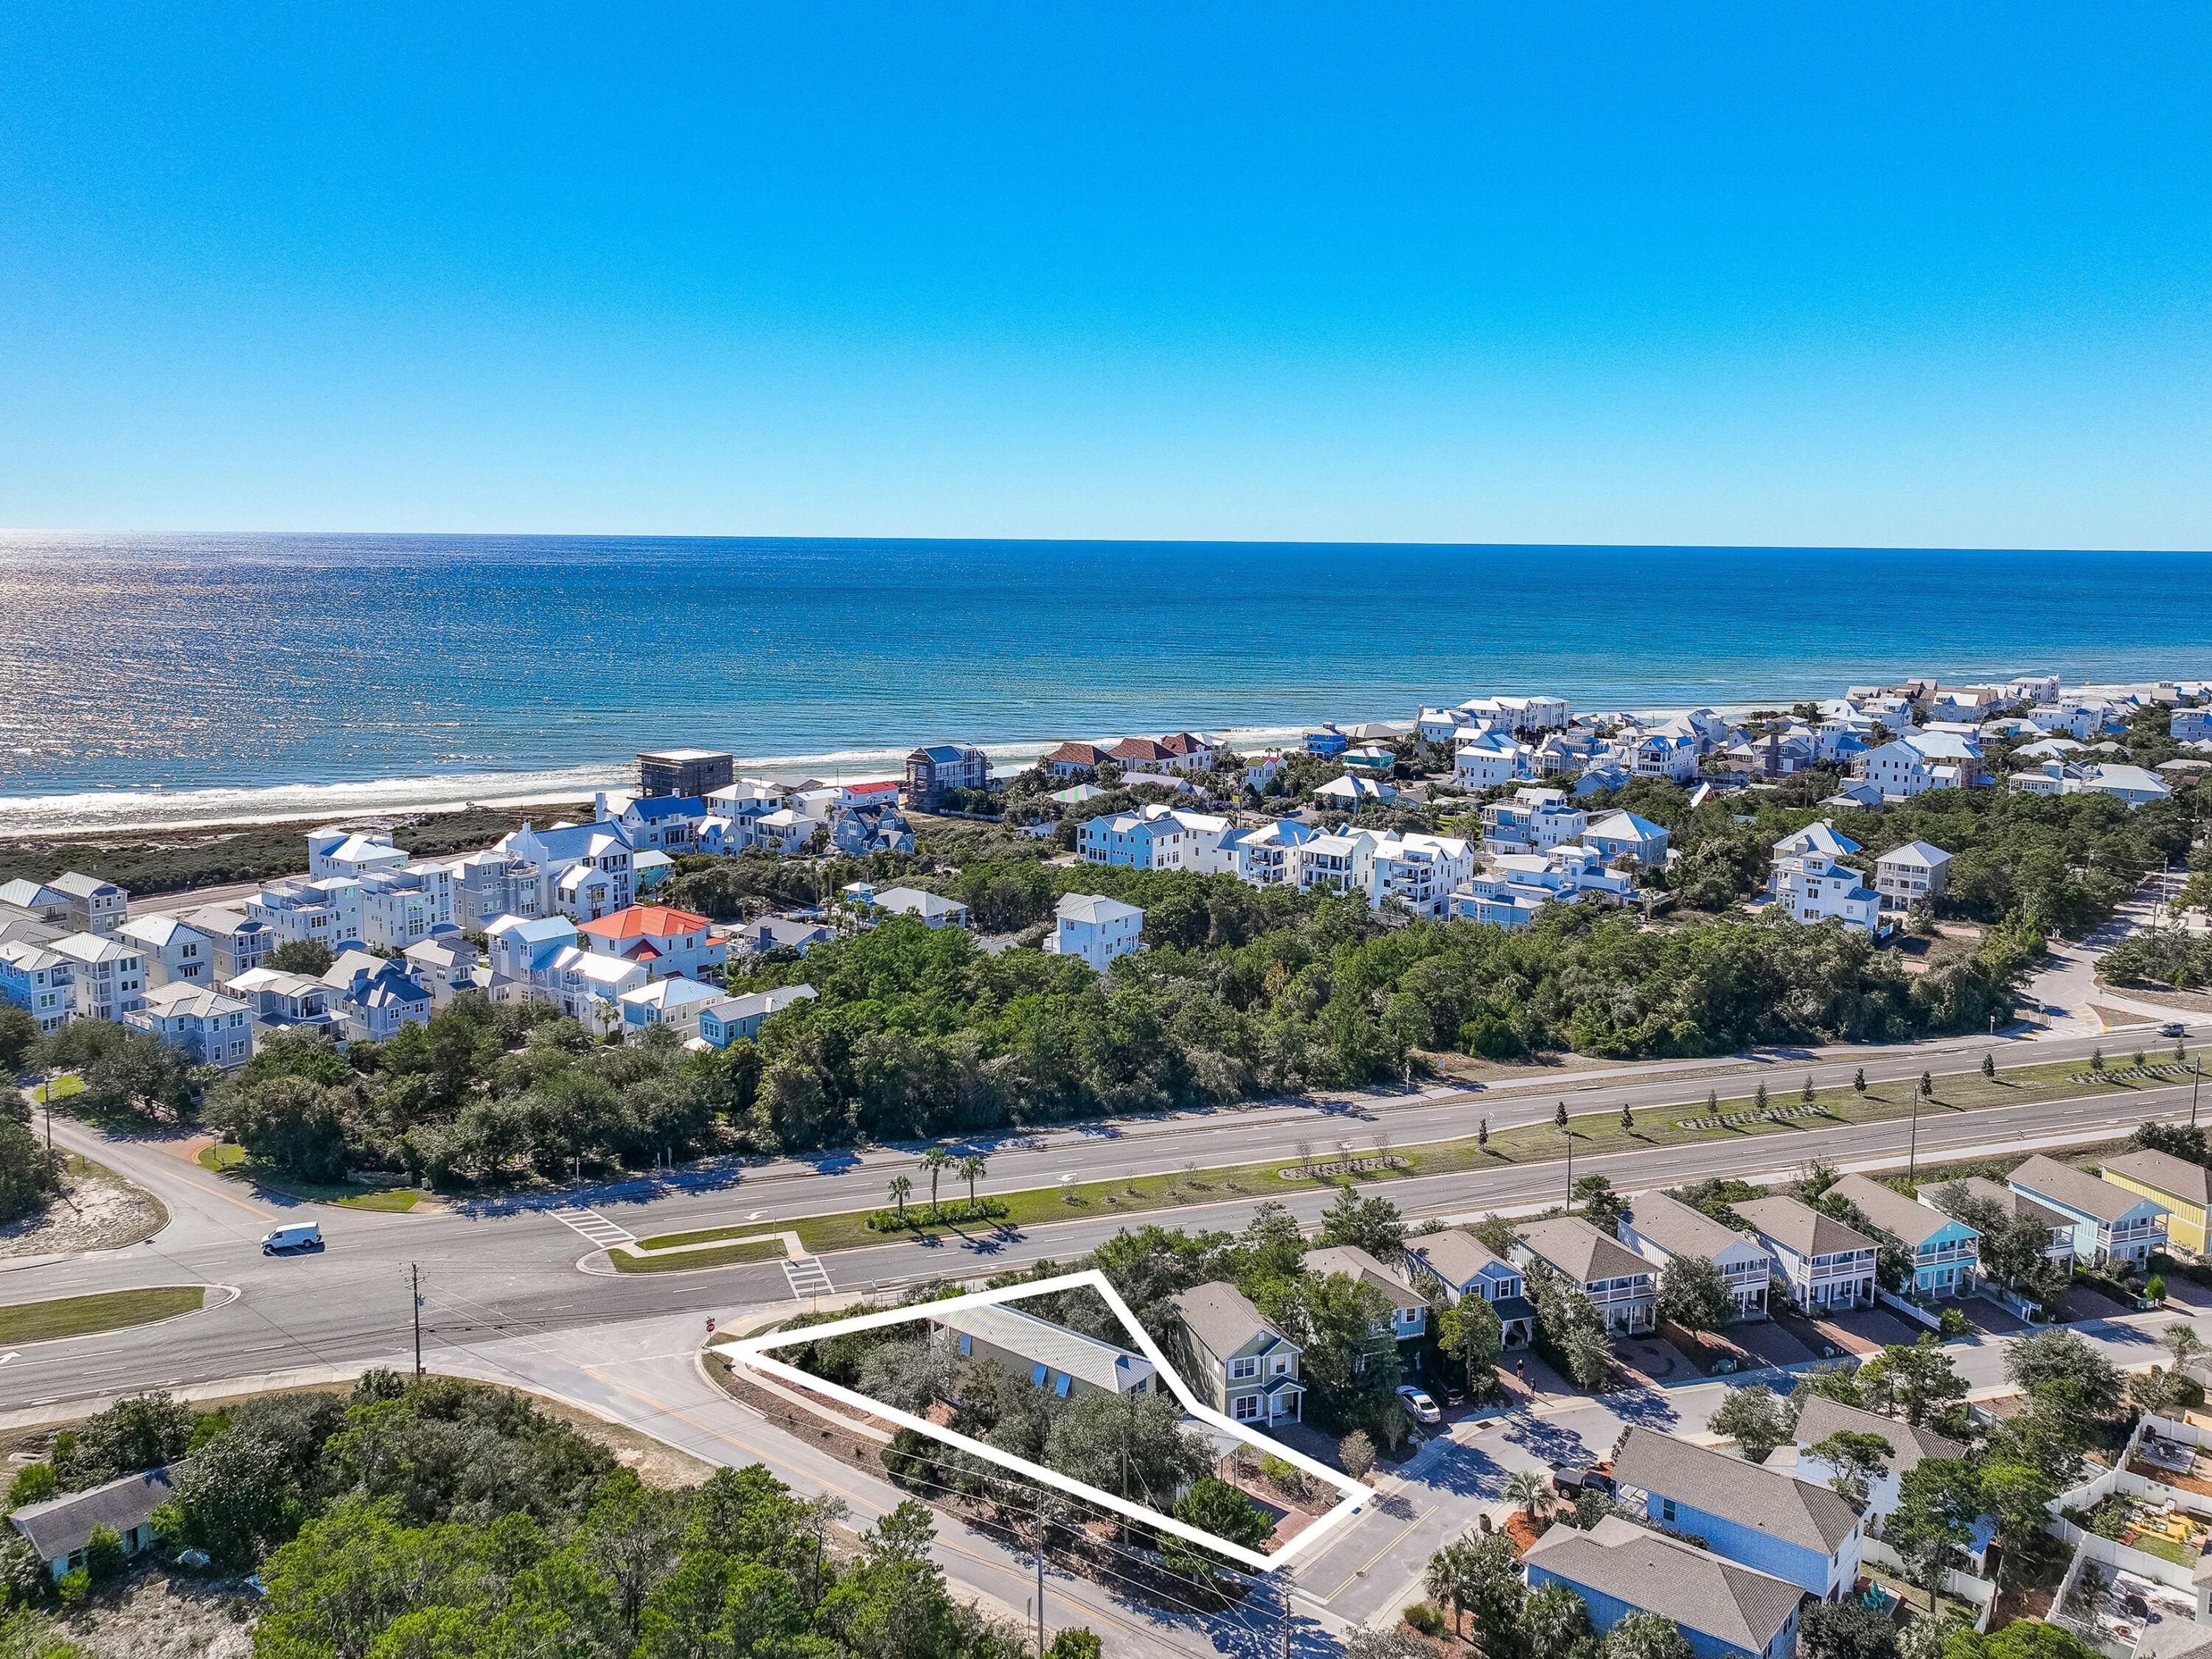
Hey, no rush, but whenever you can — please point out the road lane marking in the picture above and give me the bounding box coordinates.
[783,1256,834,1299]
[551,1206,636,1248]
[1310,1500,1439,1600]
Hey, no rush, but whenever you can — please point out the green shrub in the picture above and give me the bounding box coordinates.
[1404,1601,1449,1637]
[55,1569,88,1607]
[2148,1275,2168,1304]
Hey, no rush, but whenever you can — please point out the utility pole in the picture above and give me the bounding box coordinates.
[1034,1532,1046,1659]
[2194,1060,2204,1130]
[411,1263,423,1377]
[1907,1088,1920,1182]
[1563,1121,1574,1213]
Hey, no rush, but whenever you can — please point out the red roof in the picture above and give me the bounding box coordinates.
[576,905,710,941]
[1044,742,1112,766]
[1110,737,1169,763]
[846,780,901,796]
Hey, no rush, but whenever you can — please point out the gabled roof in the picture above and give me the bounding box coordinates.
[2011,1153,2170,1225]
[577,905,712,941]
[1732,1194,1877,1259]
[1621,1190,1765,1262]
[2101,1149,2212,1208]
[1514,1216,1650,1286]
[1404,1229,1517,1289]
[929,1303,1155,1394]
[49,872,122,899]
[1300,1245,1422,1307]
[1922,1175,2070,1232]
[1170,1281,1294,1362]
[1613,1427,1860,1553]
[137,982,249,1019]
[1523,1514,1804,1655]
[1829,1174,1966,1251]
[1795,1395,1966,1478]
[118,913,213,949]
[624,795,708,821]
[1773,820,1858,858]
[8,1464,182,1562]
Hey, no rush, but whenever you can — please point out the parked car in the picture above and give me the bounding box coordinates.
[1551,1464,1615,1498]
[1397,1385,1441,1424]
[260,1222,324,1255]
[1439,1378,1469,1407]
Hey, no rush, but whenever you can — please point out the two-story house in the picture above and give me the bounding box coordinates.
[2009,1154,2169,1269]
[930,1303,1158,1401]
[1613,1427,1864,1601]
[0,942,72,1033]
[1617,1191,1772,1322]
[1402,1229,1535,1347]
[1300,1245,1427,1372]
[1581,810,1670,868]
[1512,1217,1656,1334]
[618,975,734,1042]
[1829,1174,1980,1299]
[1051,894,1144,972]
[695,984,816,1048]
[116,914,217,989]
[221,967,341,1035]
[1918,1177,2076,1276]
[2099,1149,2212,1254]
[178,905,274,983]
[1077,811,1187,871]
[1790,1396,1978,1545]
[1168,1281,1304,1426]
[1523,1515,1804,1659]
[1732,1194,1878,1313]
[577,904,726,983]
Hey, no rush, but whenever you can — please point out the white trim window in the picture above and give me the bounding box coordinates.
[1232,1393,1262,1422]
[1228,1356,1259,1381]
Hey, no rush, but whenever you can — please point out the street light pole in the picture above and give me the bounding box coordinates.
[2194,1061,2204,1130]
[1563,1123,1575,1213]
[1908,1088,1920,1182]
[411,1263,423,1377]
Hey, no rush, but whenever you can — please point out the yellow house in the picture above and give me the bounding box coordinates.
[2101,1148,2212,1253]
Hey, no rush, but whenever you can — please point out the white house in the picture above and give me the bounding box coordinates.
[49,933,146,1022]
[576,904,726,981]
[1312,773,1397,809]
[122,983,254,1067]
[355,863,456,952]
[696,984,818,1048]
[1791,1396,1975,1534]
[117,914,218,988]
[247,877,365,951]
[872,887,971,929]
[1618,1190,1772,1321]
[1217,818,1316,887]
[606,795,710,854]
[1582,810,1669,867]
[1294,830,1473,919]
[1458,693,1571,733]
[1857,731,1983,797]
[494,822,635,921]
[1453,731,1535,789]
[548,947,652,1037]
[306,829,410,881]
[1052,892,1144,971]
[1732,1195,1878,1313]
[1770,849,1880,932]
[1630,732,1699,782]
[1874,841,1952,912]
[1481,788,1586,855]
[221,967,341,1035]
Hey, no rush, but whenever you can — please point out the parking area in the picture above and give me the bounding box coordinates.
[1774,1302,1927,1356]
[2057,1281,2140,1324]
[1610,1332,1705,1388]
[1956,1296,2034,1338]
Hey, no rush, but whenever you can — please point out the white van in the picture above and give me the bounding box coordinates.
[260,1222,324,1256]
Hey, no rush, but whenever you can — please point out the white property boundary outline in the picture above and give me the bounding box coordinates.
[715,1268,1374,1574]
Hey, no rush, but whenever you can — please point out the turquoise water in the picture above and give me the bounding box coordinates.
[1,532,2205,828]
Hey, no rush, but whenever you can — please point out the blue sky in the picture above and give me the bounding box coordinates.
[1,4,2208,546]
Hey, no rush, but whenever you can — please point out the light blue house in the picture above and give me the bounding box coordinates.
[1829,1173,1981,1298]
[1613,1427,1863,1600]
[1076,812,1185,870]
[1523,1515,1803,1659]
[2008,1153,2169,1269]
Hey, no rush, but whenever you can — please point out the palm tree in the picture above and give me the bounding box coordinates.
[888,1175,913,1220]
[921,1146,953,1210]
[2165,1324,2205,1372]
[959,1154,987,1207]
[1501,1470,1552,1523]
[1424,1541,1472,1638]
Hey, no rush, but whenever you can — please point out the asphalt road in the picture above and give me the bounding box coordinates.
[4,1066,2201,1413]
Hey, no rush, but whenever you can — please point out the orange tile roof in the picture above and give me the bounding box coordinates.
[576,905,710,941]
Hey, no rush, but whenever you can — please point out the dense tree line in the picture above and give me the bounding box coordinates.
[1,1375,1054,1659]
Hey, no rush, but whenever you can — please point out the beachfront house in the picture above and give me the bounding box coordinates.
[1511,1217,1656,1334]
[1874,841,1952,912]
[1617,1191,1771,1322]
[1040,741,1113,779]
[2008,1154,2169,1269]
[904,742,990,807]
[1732,1194,1878,1313]
[123,983,254,1068]
[1300,1245,1428,1371]
[1523,1515,1804,1659]
[116,913,216,988]
[2098,1149,2212,1253]
[637,748,734,799]
[1402,1229,1534,1346]
[1613,1427,1864,1601]
[1051,893,1144,972]
[49,933,145,1022]
[1168,1281,1304,1426]
[695,984,816,1048]
[1829,1173,1981,1299]
[930,1303,1157,1401]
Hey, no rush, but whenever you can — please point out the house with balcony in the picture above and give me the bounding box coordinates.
[930,1304,1158,1402]
[1617,1191,1772,1321]
[1051,893,1144,972]
[905,742,991,807]
[441,850,543,933]
[577,904,726,982]
[618,975,731,1042]
[1630,732,1699,783]
[221,967,341,1035]
[495,822,634,922]
[1217,818,1316,887]
[1790,1396,1977,1540]
[1613,1427,1864,1601]
[127,982,254,1067]
[548,947,652,1037]
[1874,841,1952,913]
[1581,810,1669,867]
[1077,810,1187,871]
[2098,1149,2212,1254]
[49,933,145,1022]
[1857,731,1985,798]
[1769,848,1880,933]
[607,794,710,853]
[1732,1194,1878,1312]
[2009,1153,2169,1269]
[1829,1173,1981,1299]
[1481,788,1586,855]
[117,914,217,988]
[483,913,580,1003]
[1917,1176,2076,1276]
[355,863,456,951]
[1300,1245,1429,1372]
[402,934,484,1007]
[327,959,434,1042]
[40,873,128,939]
[695,984,816,1048]
[248,877,365,951]
[0,942,72,1034]
[306,829,411,881]
[178,905,274,983]
[1511,1217,1656,1334]
[1312,773,1396,809]
[1402,1229,1535,1346]
[1523,1515,1804,1659]
[1457,693,1571,734]
[1168,1281,1304,1426]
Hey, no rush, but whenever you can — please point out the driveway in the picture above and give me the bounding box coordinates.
[1775,1304,1926,1357]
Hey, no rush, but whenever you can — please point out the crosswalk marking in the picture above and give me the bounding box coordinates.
[782,1255,833,1299]
[552,1206,636,1248]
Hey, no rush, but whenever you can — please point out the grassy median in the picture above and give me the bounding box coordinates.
[0,1287,206,1344]
[609,1238,789,1274]
[707,1043,2211,1259]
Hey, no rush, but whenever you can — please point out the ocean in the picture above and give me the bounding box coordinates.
[1,532,2205,834]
